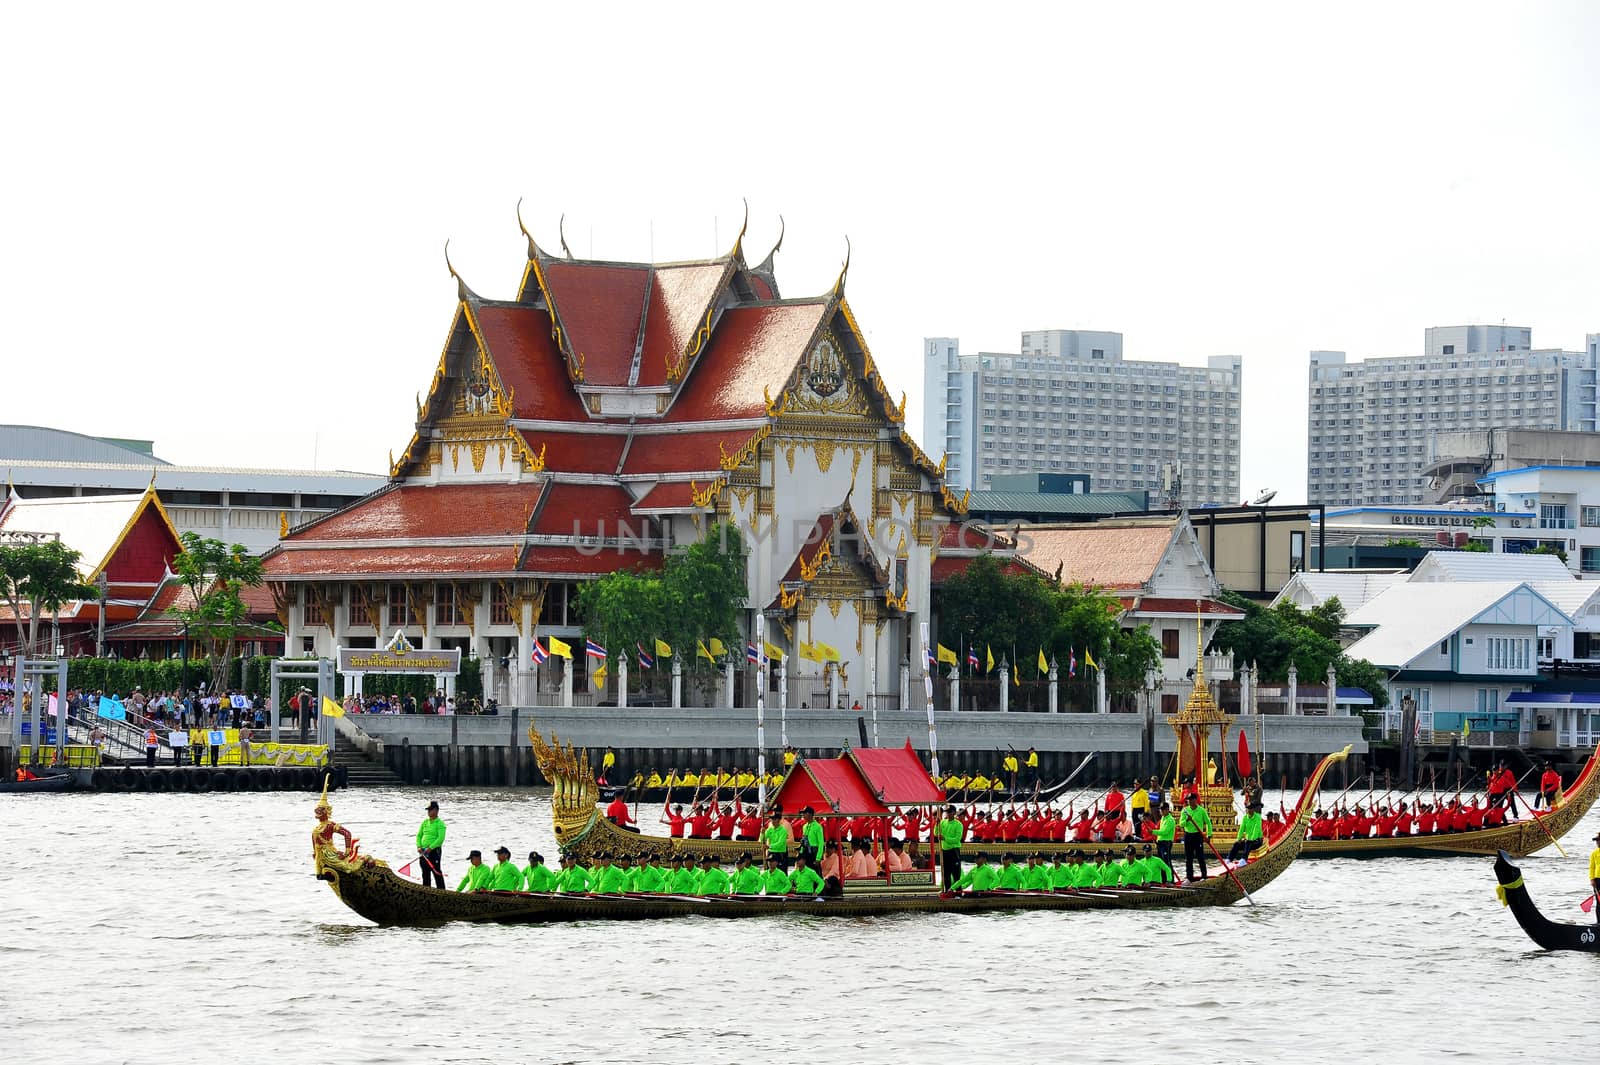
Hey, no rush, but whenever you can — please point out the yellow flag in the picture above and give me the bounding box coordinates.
[1037,648,1049,675]
[592,660,608,685]
[763,640,785,662]
[817,641,841,663]
[709,638,726,657]
[548,636,573,660]
[936,644,957,666]
[655,638,673,658]
[1012,665,1021,688]
[1085,648,1099,671]
[799,641,819,662]
[986,645,995,674]
[1462,718,1471,739]
[696,640,713,662]
[320,696,345,719]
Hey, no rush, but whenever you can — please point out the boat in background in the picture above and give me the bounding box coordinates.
[1491,851,1600,952]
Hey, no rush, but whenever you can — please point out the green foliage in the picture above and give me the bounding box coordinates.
[1460,540,1491,553]
[0,539,96,653]
[576,523,746,674]
[1210,591,1389,708]
[1529,544,1568,562]
[1383,538,1423,548]
[935,553,1160,684]
[172,532,268,693]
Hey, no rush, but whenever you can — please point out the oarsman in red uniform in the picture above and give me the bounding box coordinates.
[1375,806,1399,838]
[1307,809,1332,840]
[1356,807,1376,839]
[715,804,737,840]
[1485,762,1510,808]
[734,799,761,841]
[1417,804,1437,834]
[1449,802,1472,832]
[1537,763,1563,809]
[661,804,688,838]
[1463,802,1486,831]
[1393,803,1415,837]
[897,807,923,844]
[605,794,635,829]
[1095,809,1122,843]
[1483,802,1507,827]
[1072,809,1095,842]
[687,804,713,839]
[1103,784,1126,818]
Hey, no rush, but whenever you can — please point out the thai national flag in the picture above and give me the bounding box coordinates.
[585,639,607,660]
[637,643,654,670]
[1069,650,1077,678]
[746,642,761,664]
[531,639,548,665]
[967,647,979,669]
[925,645,935,668]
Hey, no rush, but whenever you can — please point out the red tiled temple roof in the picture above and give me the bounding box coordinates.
[532,483,640,537]
[519,545,662,577]
[779,514,836,583]
[472,304,592,422]
[629,481,702,513]
[517,429,628,476]
[1123,596,1246,617]
[540,262,652,387]
[666,302,828,422]
[1018,521,1177,591]
[619,429,757,476]
[637,262,728,389]
[289,483,535,542]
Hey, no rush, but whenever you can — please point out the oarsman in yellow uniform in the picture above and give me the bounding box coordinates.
[1001,753,1019,786]
[645,770,664,788]
[783,746,798,769]
[970,773,992,793]
[1024,748,1040,787]
[1589,831,1600,926]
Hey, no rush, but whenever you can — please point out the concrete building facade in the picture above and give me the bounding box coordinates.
[922,331,1242,504]
[1306,327,1598,507]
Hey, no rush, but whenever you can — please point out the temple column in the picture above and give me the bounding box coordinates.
[560,657,573,707]
[949,663,960,714]
[1326,663,1338,715]
[1096,662,1108,714]
[999,657,1010,714]
[828,663,839,711]
[671,654,682,709]
[722,660,734,709]
[899,658,910,712]
[617,656,629,710]
[517,599,536,706]
[1048,659,1058,714]
[1287,664,1299,716]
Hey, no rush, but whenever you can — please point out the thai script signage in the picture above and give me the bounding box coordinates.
[338,647,461,674]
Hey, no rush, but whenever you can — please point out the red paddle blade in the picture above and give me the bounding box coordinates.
[1582,894,1596,914]
[1237,730,1252,779]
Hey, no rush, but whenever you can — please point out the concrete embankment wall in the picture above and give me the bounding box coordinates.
[345,708,1370,790]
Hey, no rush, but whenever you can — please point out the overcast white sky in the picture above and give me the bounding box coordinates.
[5,3,1596,503]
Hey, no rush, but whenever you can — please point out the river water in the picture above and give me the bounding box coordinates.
[4,786,1598,1064]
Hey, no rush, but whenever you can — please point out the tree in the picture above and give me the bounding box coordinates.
[935,553,1161,688]
[1210,591,1388,708]
[0,540,95,654]
[575,523,747,682]
[172,532,265,694]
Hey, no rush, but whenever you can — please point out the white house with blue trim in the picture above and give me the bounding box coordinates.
[1344,580,1573,738]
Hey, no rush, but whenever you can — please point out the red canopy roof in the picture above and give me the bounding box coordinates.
[848,742,946,805]
[774,758,888,817]
[771,743,944,816]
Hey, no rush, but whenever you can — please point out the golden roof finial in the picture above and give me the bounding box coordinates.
[558,213,573,259]
[831,235,852,298]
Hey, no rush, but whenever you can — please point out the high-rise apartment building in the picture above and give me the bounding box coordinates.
[1306,326,1598,507]
[922,330,1243,505]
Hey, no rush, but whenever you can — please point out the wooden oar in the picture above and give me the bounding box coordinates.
[1204,836,1255,907]
[1040,751,1098,800]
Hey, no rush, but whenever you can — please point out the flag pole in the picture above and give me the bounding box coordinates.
[756,614,767,811]
[921,621,939,778]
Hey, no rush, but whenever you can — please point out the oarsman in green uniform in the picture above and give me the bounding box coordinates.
[524,852,557,892]
[556,854,592,894]
[791,855,825,897]
[732,855,764,895]
[1140,844,1174,884]
[1118,846,1147,887]
[1179,792,1213,882]
[456,850,494,892]
[949,854,999,893]
[1229,800,1265,862]
[763,857,792,896]
[596,856,628,895]
[616,854,639,893]
[936,804,966,889]
[1153,802,1177,872]
[489,846,524,890]
[416,801,447,889]
[764,809,794,871]
[634,856,665,894]
[800,807,825,867]
[995,853,1025,890]
[1023,854,1052,891]
[698,855,731,896]
[668,856,699,895]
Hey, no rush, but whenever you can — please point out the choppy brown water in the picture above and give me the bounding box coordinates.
[4,787,1597,1064]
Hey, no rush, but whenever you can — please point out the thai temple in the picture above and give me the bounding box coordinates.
[262,212,975,708]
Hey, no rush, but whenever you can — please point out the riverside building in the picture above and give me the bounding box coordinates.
[921,332,1242,504]
[1306,326,1599,508]
[263,218,969,710]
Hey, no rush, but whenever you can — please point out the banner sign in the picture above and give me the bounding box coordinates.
[338,646,461,675]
